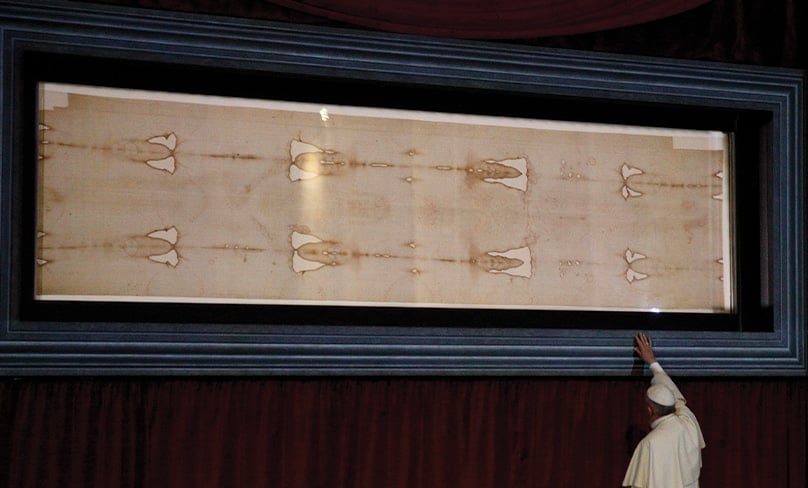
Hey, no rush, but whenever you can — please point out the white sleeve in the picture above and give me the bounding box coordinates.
[650,363,707,451]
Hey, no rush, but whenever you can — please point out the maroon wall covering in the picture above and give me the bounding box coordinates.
[2,376,806,487]
[2,0,806,486]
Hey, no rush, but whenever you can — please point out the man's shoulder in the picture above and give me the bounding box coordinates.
[648,415,686,439]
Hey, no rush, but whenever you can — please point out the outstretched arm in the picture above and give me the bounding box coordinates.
[634,333,686,407]
[633,333,706,452]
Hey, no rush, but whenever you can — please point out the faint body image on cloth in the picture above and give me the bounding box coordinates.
[35,83,732,313]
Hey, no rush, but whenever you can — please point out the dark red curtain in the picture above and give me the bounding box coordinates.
[86,0,805,68]
[2,377,806,487]
[259,0,710,39]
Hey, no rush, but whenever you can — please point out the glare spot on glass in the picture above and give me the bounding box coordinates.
[319,108,329,122]
[650,308,661,313]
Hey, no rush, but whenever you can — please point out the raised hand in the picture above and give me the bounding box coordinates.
[634,332,657,365]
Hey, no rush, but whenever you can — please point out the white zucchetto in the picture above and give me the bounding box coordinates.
[647,384,676,406]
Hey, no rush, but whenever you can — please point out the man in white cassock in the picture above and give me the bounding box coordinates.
[623,333,706,488]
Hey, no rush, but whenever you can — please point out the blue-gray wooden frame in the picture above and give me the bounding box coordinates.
[0,0,804,375]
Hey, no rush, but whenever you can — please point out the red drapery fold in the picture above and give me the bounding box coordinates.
[2,377,806,487]
[84,0,804,68]
[261,0,711,38]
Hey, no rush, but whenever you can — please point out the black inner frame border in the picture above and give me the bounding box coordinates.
[12,49,774,333]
